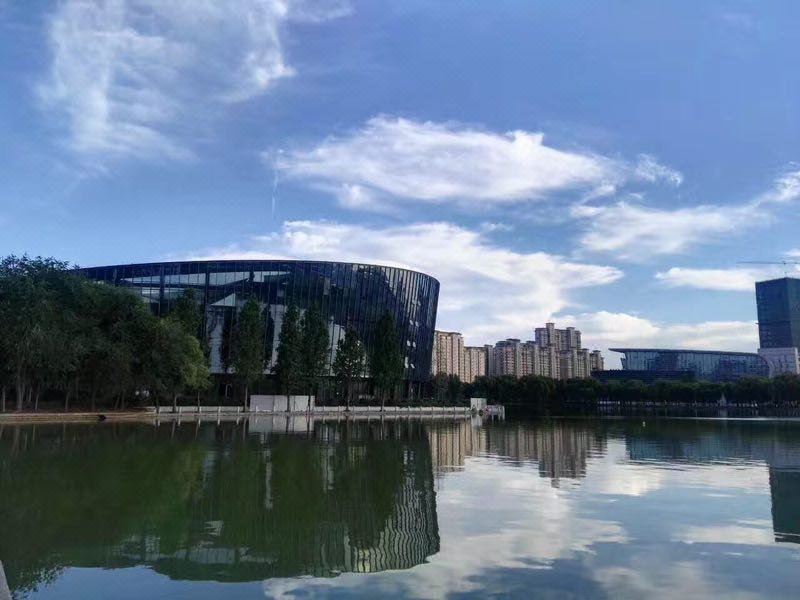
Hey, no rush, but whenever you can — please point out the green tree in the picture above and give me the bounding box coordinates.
[333,328,365,410]
[732,376,772,405]
[446,374,464,404]
[772,374,800,405]
[433,372,449,404]
[300,306,329,411]
[171,288,203,339]
[371,312,404,410]
[0,255,71,410]
[232,298,266,409]
[171,288,210,407]
[274,304,302,410]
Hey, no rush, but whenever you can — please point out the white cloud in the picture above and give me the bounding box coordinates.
[654,266,786,292]
[634,154,683,186]
[184,219,623,344]
[275,116,680,209]
[574,169,800,260]
[40,0,346,162]
[262,452,628,599]
[560,311,759,365]
[675,524,774,546]
[571,201,756,260]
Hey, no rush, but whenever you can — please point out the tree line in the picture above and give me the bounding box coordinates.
[462,374,800,407]
[0,255,407,412]
[0,256,209,412]
[234,297,405,410]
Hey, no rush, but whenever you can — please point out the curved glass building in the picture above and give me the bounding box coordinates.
[610,348,769,382]
[78,260,439,381]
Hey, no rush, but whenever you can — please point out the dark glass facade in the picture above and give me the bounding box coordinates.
[610,348,768,382]
[756,277,800,349]
[77,260,439,381]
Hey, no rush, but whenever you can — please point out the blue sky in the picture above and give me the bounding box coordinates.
[2,0,800,363]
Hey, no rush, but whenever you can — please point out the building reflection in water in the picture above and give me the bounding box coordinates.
[623,420,800,544]
[2,417,800,597]
[427,418,800,543]
[0,419,439,595]
[426,417,607,485]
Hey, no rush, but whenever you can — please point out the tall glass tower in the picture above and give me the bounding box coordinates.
[755,277,800,348]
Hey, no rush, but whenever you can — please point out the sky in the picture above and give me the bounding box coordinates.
[3,0,800,366]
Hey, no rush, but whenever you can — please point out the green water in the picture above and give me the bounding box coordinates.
[1,417,799,599]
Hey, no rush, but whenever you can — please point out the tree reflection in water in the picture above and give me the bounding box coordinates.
[0,419,440,596]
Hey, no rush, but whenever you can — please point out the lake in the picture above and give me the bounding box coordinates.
[1,416,799,599]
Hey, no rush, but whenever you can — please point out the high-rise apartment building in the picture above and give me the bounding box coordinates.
[462,346,488,383]
[432,331,464,377]
[487,323,602,380]
[589,350,604,373]
[535,323,581,352]
[491,339,525,377]
[433,323,602,382]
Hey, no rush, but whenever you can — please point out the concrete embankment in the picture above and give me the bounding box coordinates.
[0,405,472,424]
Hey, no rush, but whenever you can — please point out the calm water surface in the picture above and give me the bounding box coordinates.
[1,417,800,599]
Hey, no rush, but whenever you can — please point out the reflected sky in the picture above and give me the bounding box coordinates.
[2,418,800,599]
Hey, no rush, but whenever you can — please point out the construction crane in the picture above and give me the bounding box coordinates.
[737,260,800,277]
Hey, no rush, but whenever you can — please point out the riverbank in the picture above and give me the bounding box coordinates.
[0,405,472,424]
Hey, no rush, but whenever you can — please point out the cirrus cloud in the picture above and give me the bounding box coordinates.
[573,169,800,261]
[40,0,348,163]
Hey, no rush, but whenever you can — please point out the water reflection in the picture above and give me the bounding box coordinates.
[0,420,439,596]
[2,417,800,599]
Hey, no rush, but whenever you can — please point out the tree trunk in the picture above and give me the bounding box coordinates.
[34,388,40,412]
[91,389,96,412]
[244,384,249,411]
[196,391,201,410]
[26,386,32,410]
[64,387,70,413]
[1,386,5,413]
[15,372,25,412]
[172,393,178,414]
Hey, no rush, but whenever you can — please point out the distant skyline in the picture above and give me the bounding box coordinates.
[3,1,800,365]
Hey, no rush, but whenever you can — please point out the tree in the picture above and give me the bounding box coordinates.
[0,255,71,410]
[732,376,772,405]
[371,312,404,410]
[274,304,302,411]
[772,374,800,405]
[446,374,464,404]
[433,373,449,404]
[171,288,210,406]
[333,328,365,410]
[171,287,203,339]
[300,306,329,411]
[232,298,266,409]
[0,254,214,413]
